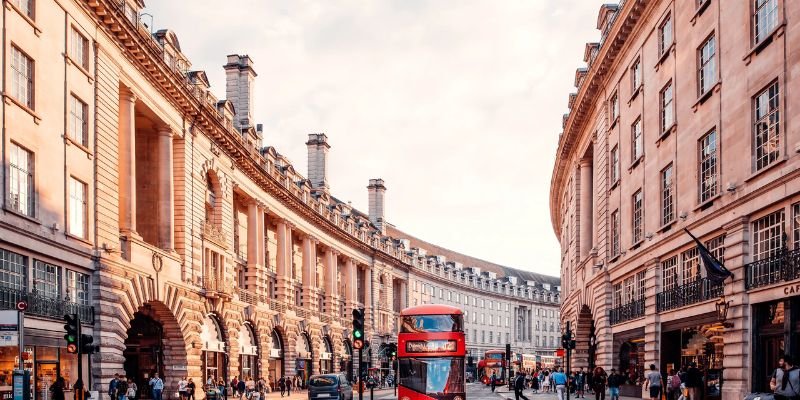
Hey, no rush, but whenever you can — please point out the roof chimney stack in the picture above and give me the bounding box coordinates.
[223,54,257,130]
[368,178,386,233]
[306,133,330,191]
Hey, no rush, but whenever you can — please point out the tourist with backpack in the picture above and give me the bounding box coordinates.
[775,355,800,400]
[666,369,681,400]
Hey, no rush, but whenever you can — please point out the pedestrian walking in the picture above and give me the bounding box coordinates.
[606,369,621,400]
[50,376,66,400]
[684,363,702,400]
[187,378,195,400]
[127,379,138,400]
[775,355,800,400]
[645,364,663,400]
[514,371,530,400]
[543,371,551,393]
[575,369,585,398]
[552,368,568,400]
[149,373,164,400]
[117,376,129,400]
[109,374,121,400]
[178,376,189,400]
[286,376,293,396]
[666,369,681,400]
[591,367,606,400]
[531,371,540,393]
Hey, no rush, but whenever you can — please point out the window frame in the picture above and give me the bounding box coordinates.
[698,33,717,96]
[631,117,643,162]
[69,94,89,146]
[698,129,718,203]
[610,145,620,185]
[658,13,673,57]
[753,0,779,45]
[68,176,88,239]
[752,80,780,171]
[632,189,644,244]
[661,163,675,226]
[611,209,621,258]
[609,91,619,123]
[8,142,36,218]
[660,81,674,134]
[631,57,642,93]
[10,45,35,110]
[10,0,35,20]
[69,26,90,70]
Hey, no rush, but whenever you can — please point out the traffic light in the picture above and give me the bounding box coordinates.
[561,334,569,349]
[505,343,511,360]
[63,314,80,354]
[81,334,98,355]
[387,343,397,358]
[352,308,365,349]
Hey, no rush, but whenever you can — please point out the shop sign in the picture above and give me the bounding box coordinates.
[269,349,281,358]
[321,352,332,360]
[171,366,188,371]
[783,283,800,295]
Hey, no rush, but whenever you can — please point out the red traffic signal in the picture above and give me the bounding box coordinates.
[353,338,364,349]
[15,301,27,312]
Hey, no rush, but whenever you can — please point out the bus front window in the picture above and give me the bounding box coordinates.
[399,357,465,396]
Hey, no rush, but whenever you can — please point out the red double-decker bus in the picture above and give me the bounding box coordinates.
[397,305,466,400]
[477,350,506,385]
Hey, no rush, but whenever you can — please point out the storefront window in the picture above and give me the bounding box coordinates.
[753,299,799,393]
[618,340,644,386]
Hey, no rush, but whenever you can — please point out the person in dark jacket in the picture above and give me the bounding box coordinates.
[50,376,66,400]
[606,369,622,400]
[514,372,530,400]
[236,379,246,400]
[490,373,498,392]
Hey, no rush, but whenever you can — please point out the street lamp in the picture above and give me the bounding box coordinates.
[715,297,733,328]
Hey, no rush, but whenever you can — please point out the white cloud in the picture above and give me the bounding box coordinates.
[144,0,604,275]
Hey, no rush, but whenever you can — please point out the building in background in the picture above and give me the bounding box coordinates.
[1,0,559,397]
[551,1,799,400]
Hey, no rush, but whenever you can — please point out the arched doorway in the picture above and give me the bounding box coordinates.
[295,333,312,386]
[340,340,353,382]
[319,337,333,374]
[124,313,164,400]
[239,324,258,380]
[201,315,227,386]
[269,329,284,382]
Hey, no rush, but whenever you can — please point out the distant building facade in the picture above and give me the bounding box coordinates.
[0,0,558,398]
[551,1,799,400]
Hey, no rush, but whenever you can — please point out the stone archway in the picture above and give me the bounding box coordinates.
[575,304,594,369]
[340,339,353,382]
[295,332,313,383]
[268,327,286,380]
[123,301,189,399]
[319,336,333,374]
[200,314,228,386]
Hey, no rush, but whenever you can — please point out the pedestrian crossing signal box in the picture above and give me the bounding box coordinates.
[13,370,30,400]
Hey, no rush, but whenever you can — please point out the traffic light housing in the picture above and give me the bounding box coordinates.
[81,334,98,355]
[63,314,80,354]
[352,308,365,349]
[561,334,569,349]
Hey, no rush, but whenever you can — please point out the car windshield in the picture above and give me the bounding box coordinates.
[309,376,338,387]
[399,357,465,396]
[400,314,463,333]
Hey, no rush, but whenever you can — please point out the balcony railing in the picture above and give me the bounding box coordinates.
[0,286,94,324]
[609,298,645,325]
[656,277,723,313]
[237,288,266,305]
[746,248,800,290]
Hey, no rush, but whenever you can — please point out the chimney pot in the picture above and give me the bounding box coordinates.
[306,133,330,191]
[223,54,257,130]
[368,178,387,233]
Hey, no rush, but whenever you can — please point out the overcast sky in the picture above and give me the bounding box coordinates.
[144,0,605,276]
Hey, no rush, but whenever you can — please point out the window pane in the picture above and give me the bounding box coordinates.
[699,130,718,202]
[754,82,780,171]
[69,177,87,238]
[33,260,60,299]
[0,249,27,292]
[8,143,35,217]
[66,270,89,305]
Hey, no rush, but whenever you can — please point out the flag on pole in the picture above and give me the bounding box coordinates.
[684,228,732,282]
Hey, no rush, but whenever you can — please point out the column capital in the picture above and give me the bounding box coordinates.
[157,125,175,137]
[578,158,593,168]
[120,86,138,103]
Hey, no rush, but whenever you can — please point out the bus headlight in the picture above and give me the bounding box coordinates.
[401,396,410,400]
[454,396,463,400]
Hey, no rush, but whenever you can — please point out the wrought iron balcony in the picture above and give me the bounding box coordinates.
[746,248,800,290]
[0,286,94,324]
[656,277,723,313]
[609,298,645,325]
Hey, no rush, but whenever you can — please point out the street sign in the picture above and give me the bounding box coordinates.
[556,349,565,357]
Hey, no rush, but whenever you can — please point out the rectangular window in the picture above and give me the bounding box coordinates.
[609,92,619,122]
[66,270,89,306]
[752,210,785,261]
[33,260,60,299]
[610,145,620,184]
[681,247,700,285]
[661,164,675,225]
[0,249,27,292]
[632,189,643,244]
[631,58,642,90]
[660,81,674,133]
[699,130,718,203]
[69,95,89,146]
[11,0,34,19]
[8,143,35,217]
[753,81,780,171]
[10,46,34,109]
[611,210,620,257]
[612,283,622,308]
[68,177,88,238]
[70,27,89,69]
[636,271,646,298]
[659,14,673,56]
[632,118,643,161]
[754,0,779,44]
[662,255,679,290]
[707,235,726,263]
[698,35,717,95]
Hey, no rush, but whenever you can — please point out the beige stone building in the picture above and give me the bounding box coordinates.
[0,0,559,398]
[551,1,799,400]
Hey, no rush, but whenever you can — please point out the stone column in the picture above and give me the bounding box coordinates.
[118,87,138,236]
[579,158,594,259]
[721,217,750,400]
[302,235,318,310]
[325,250,339,315]
[643,256,662,398]
[247,201,260,265]
[364,267,373,330]
[343,259,358,317]
[157,125,174,250]
[399,280,407,310]
[276,219,291,304]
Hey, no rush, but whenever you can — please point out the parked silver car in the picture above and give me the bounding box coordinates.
[308,374,353,400]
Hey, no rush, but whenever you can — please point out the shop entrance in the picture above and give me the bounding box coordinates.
[295,333,312,388]
[124,313,164,400]
[753,299,800,392]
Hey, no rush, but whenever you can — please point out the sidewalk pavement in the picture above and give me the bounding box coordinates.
[245,387,395,400]
[492,388,642,400]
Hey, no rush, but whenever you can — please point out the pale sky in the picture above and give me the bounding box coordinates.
[144,0,605,276]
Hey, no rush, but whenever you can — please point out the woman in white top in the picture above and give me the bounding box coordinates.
[178,377,188,400]
[543,373,551,393]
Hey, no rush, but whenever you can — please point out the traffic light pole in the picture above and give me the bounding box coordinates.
[357,348,363,400]
[565,321,572,400]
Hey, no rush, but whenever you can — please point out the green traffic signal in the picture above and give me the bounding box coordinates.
[354,330,362,338]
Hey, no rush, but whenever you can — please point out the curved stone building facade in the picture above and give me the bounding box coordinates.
[551,1,799,400]
[0,0,559,398]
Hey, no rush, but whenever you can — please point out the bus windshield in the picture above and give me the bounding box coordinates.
[486,353,503,360]
[399,357,465,396]
[400,314,463,333]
